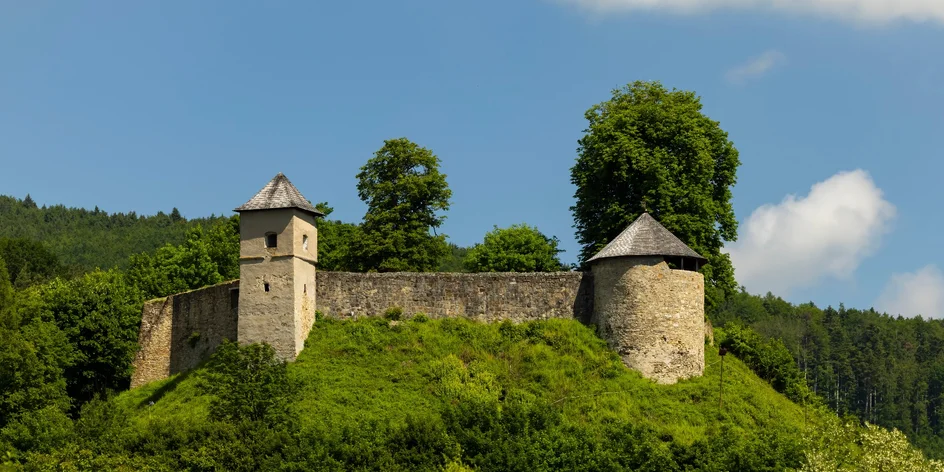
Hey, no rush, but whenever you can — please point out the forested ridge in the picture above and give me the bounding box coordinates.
[716,291,944,456]
[0,194,229,273]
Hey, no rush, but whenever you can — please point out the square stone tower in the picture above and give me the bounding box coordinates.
[234,173,323,361]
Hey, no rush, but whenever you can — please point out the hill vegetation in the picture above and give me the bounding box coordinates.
[715,290,944,457]
[0,317,839,469]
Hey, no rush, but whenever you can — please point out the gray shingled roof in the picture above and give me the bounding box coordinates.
[587,212,706,263]
[234,173,324,217]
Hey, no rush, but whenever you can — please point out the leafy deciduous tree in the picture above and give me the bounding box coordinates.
[22,270,142,404]
[464,224,567,273]
[570,81,740,310]
[352,138,452,272]
[126,225,224,300]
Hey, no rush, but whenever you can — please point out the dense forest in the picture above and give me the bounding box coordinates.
[715,291,944,456]
[0,195,229,273]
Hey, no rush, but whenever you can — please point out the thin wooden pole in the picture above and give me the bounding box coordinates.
[718,347,728,410]
[719,347,728,410]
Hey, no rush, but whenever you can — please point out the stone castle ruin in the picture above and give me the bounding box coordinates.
[131,174,706,387]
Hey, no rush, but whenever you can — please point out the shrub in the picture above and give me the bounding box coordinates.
[384,307,403,321]
[203,341,299,425]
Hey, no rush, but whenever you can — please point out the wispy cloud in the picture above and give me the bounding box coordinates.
[725,170,896,296]
[875,265,944,319]
[556,0,944,25]
[725,50,785,84]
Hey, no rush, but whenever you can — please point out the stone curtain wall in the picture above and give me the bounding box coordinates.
[591,257,704,385]
[131,281,239,388]
[316,272,593,323]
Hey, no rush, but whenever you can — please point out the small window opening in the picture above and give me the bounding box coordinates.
[664,256,701,272]
[303,234,309,251]
[265,232,278,248]
[303,284,307,294]
[264,282,270,292]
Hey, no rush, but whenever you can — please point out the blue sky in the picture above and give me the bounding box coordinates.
[2,1,943,317]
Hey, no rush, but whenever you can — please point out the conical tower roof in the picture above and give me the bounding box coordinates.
[587,212,706,263]
[234,173,324,217]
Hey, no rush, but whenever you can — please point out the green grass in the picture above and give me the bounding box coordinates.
[119,316,813,445]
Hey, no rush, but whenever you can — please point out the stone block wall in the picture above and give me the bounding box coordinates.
[316,271,593,323]
[130,281,239,388]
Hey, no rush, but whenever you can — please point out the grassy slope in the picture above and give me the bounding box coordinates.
[118,316,814,446]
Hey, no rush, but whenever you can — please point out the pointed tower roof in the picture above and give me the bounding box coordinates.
[587,212,706,263]
[234,173,324,217]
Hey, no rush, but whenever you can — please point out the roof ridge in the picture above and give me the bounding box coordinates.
[234,173,324,217]
[587,212,706,263]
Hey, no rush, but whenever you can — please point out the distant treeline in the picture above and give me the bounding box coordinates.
[0,195,229,272]
[712,290,944,458]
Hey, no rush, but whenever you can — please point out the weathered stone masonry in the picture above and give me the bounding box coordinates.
[131,272,592,387]
[131,281,239,388]
[317,271,593,323]
[590,257,704,384]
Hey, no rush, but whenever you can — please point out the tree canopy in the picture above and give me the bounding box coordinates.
[351,138,452,272]
[0,238,64,289]
[0,195,228,273]
[464,224,567,273]
[570,81,740,310]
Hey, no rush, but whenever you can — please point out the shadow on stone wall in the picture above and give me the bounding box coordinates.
[168,282,239,376]
[572,272,594,324]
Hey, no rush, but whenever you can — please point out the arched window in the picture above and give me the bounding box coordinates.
[303,234,309,251]
[265,232,278,248]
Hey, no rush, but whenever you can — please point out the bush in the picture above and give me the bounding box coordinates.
[204,341,299,425]
[384,307,403,321]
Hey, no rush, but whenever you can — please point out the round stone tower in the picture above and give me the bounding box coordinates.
[589,213,706,384]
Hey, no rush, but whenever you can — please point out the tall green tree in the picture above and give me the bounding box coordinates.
[352,138,452,272]
[21,270,142,404]
[570,81,740,309]
[464,224,567,273]
[0,258,74,431]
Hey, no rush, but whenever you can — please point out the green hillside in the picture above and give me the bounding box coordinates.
[13,315,944,471]
[125,317,805,443]
[70,317,809,470]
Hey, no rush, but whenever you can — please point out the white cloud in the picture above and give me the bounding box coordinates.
[875,265,944,319]
[557,0,944,25]
[725,169,895,296]
[725,50,785,84]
